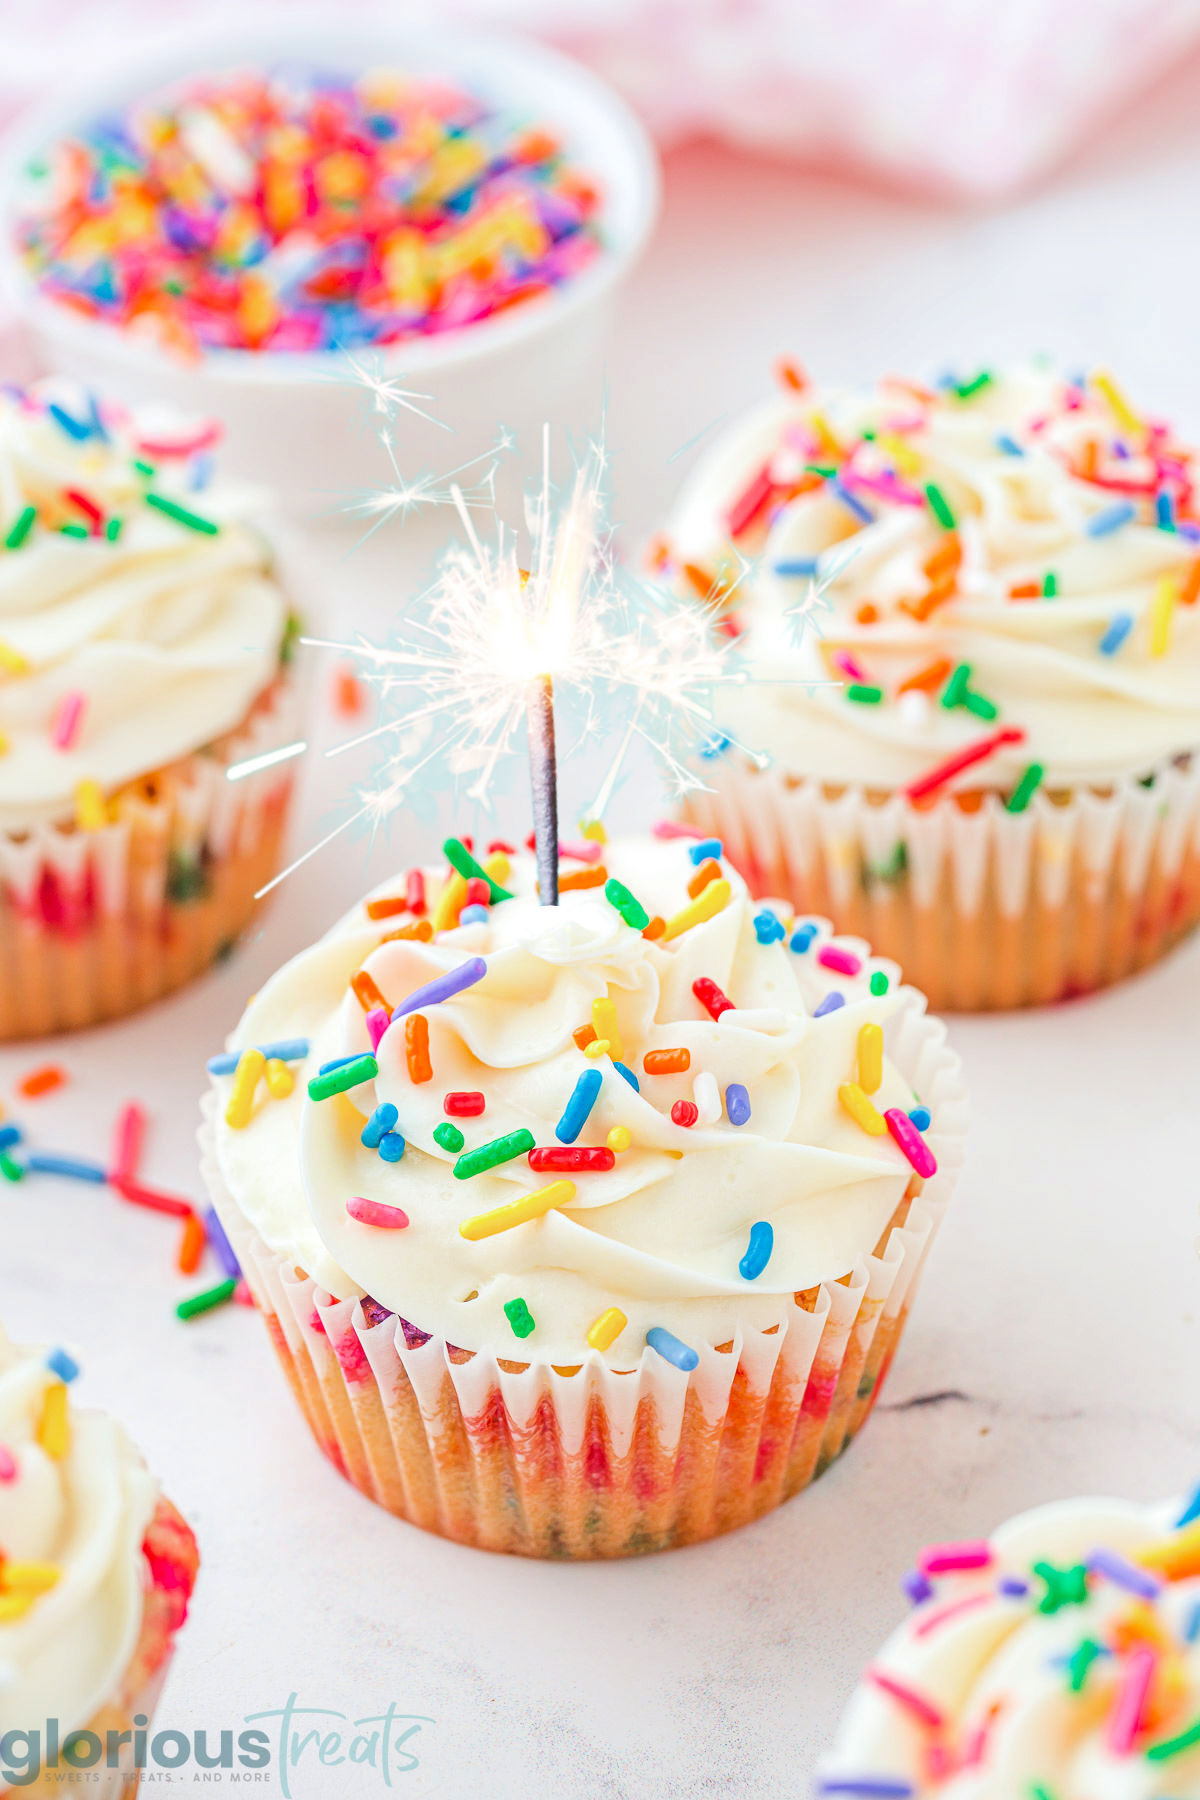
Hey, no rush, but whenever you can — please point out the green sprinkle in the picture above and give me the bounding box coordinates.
[433,1122,465,1153]
[280,611,302,666]
[105,517,122,542]
[176,1278,238,1321]
[307,1054,378,1102]
[925,482,956,529]
[1033,1559,1089,1614]
[1029,1788,1058,1800]
[1042,571,1058,597]
[962,690,999,721]
[5,505,36,550]
[59,522,89,539]
[0,1150,24,1182]
[1147,1712,1200,1761]
[504,1297,536,1339]
[869,971,889,996]
[604,877,649,931]
[1066,1637,1102,1694]
[845,683,883,704]
[804,462,838,479]
[954,371,992,399]
[145,492,220,535]
[442,836,512,903]
[941,663,972,709]
[132,459,156,478]
[453,1128,536,1180]
[1006,762,1044,814]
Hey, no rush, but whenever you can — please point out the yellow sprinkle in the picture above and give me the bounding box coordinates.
[0,642,28,676]
[592,997,622,1061]
[483,851,511,885]
[1150,574,1177,657]
[36,1382,70,1459]
[661,878,732,943]
[857,1022,883,1095]
[587,1306,627,1352]
[224,1047,266,1130]
[607,1126,631,1154]
[583,1038,610,1059]
[0,1594,35,1622]
[838,1082,887,1135]
[430,871,468,933]
[1094,370,1142,436]
[878,431,920,477]
[264,1058,295,1099]
[809,410,841,457]
[1136,1520,1200,1579]
[74,778,108,832]
[582,819,608,844]
[459,1179,575,1241]
[1,1562,60,1596]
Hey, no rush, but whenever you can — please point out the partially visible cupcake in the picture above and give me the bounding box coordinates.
[0,381,301,1037]
[0,1327,199,1796]
[817,1490,1200,1794]
[200,832,966,1558]
[664,363,1200,1009]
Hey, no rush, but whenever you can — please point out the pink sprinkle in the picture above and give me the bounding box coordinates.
[347,1195,410,1231]
[137,421,222,459]
[725,462,774,538]
[652,820,706,840]
[817,944,862,977]
[51,690,86,751]
[831,650,869,684]
[0,1445,16,1482]
[365,1006,390,1052]
[1108,1646,1156,1753]
[234,1279,255,1307]
[918,1540,993,1576]
[885,1108,938,1178]
[914,1591,991,1639]
[558,840,604,864]
[866,1667,944,1730]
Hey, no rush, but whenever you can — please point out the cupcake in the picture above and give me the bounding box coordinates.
[0,1327,199,1796]
[199,833,966,1558]
[664,364,1200,1010]
[817,1490,1200,1793]
[0,380,301,1038]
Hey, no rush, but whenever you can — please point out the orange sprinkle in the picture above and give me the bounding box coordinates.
[558,865,607,892]
[855,602,879,625]
[1181,559,1200,606]
[335,666,364,716]
[903,573,957,622]
[19,1065,65,1099]
[366,895,409,920]
[776,356,807,393]
[351,970,391,1014]
[898,657,952,696]
[1009,580,1042,600]
[404,1014,432,1085]
[380,920,434,944]
[177,1211,207,1276]
[642,916,666,941]
[1078,439,1099,479]
[1137,1521,1200,1581]
[645,533,671,572]
[687,858,722,899]
[573,1024,597,1052]
[683,562,722,603]
[885,375,937,404]
[643,1048,691,1074]
[922,533,962,580]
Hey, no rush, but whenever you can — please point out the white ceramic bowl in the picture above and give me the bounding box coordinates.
[0,17,659,523]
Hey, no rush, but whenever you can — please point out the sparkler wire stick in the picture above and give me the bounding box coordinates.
[526,673,559,904]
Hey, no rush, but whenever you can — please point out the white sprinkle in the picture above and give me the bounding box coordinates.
[226,740,308,782]
[693,1070,722,1123]
[897,689,931,731]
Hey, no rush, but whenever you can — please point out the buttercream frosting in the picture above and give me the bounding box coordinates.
[208,835,945,1364]
[667,366,1200,793]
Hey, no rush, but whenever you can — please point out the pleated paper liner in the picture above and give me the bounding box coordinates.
[0,665,303,1039]
[681,751,1200,1011]
[199,980,967,1559]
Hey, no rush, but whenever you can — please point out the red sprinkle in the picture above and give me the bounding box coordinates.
[444,1091,485,1117]
[865,1668,944,1730]
[65,487,103,529]
[906,727,1025,802]
[817,944,862,977]
[19,1064,65,1099]
[726,463,775,537]
[111,1101,146,1183]
[464,877,490,907]
[406,868,427,916]
[113,1177,191,1219]
[671,1100,699,1127]
[335,666,365,716]
[528,1146,615,1172]
[692,977,733,1021]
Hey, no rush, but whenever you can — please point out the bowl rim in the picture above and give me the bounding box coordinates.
[0,12,661,389]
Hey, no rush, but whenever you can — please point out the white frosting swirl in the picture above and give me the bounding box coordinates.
[210,837,941,1363]
[820,1495,1200,1796]
[0,382,288,832]
[668,367,1200,790]
[0,1328,159,1743]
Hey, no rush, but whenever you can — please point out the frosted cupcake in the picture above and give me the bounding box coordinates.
[200,833,966,1558]
[0,381,301,1037]
[664,364,1200,1009]
[0,1327,199,1796]
[817,1490,1200,1794]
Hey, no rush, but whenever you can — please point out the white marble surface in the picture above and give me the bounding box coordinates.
[5,50,1200,1800]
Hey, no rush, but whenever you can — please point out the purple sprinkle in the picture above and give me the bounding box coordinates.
[813,991,845,1018]
[997,1575,1031,1598]
[816,1782,915,1799]
[391,956,487,1019]
[203,1205,242,1281]
[901,1568,934,1606]
[1087,1545,1163,1600]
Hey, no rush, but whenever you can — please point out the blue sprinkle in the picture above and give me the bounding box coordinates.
[85,391,109,442]
[994,432,1024,457]
[997,1574,1031,1598]
[1176,1483,1200,1528]
[378,1131,406,1163]
[555,1068,603,1143]
[813,991,845,1018]
[816,1783,915,1798]
[204,1205,242,1280]
[45,1347,79,1384]
[646,1326,699,1372]
[1098,613,1134,656]
[830,478,875,526]
[318,1053,363,1076]
[687,838,723,865]
[908,1106,932,1132]
[699,732,730,761]
[47,401,91,441]
[458,904,490,926]
[739,1221,774,1280]
[207,1037,309,1075]
[361,1103,399,1150]
[1184,1597,1200,1644]
[773,555,819,578]
[189,451,214,493]
[26,1153,107,1183]
[789,922,818,953]
[612,1060,640,1092]
[753,909,785,945]
[901,1568,934,1605]
[1157,489,1176,530]
[0,1125,21,1151]
[726,1083,751,1127]
[1085,501,1135,538]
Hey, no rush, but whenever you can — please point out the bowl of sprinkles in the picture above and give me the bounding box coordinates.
[0,22,658,509]
[817,1488,1200,1795]
[662,361,1200,1011]
[199,828,967,1558]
